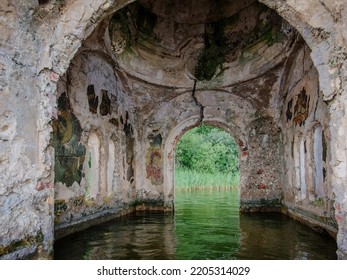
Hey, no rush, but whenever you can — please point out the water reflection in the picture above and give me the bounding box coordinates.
[54,190,337,260]
[174,190,240,260]
[55,213,176,260]
[237,212,337,260]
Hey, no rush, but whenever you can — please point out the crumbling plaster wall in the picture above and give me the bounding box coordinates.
[0,0,56,259]
[137,77,286,211]
[1,0,347,260]
[53,50,140,238]
[280,42,336,236]
[51,0,293,239]
[108,0,294,213]
[263,3,347,259]
[256,2,347,259]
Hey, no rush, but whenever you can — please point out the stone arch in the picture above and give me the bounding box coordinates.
[3,0,347,261]
[262,0,347,102]
[38,0,344,212]
[292,132,308,201]
[31,0,347,259]
[38,1,343,192]
[313,124,325,198]
[86,132,100,198]
[163,116,245,208]
[40,0,341,97]
[299,136,307,200]
[39,0,137,75]
[107,139,116,195]
[293,133,301,195]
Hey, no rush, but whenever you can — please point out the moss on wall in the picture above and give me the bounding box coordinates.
[109,3,157,54]
[136,5,157,39]
[0,231,44,258]
[195,3,285,81]
[194,16,238,81]
[109,10,132,48]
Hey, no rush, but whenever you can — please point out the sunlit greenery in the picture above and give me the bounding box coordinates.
[175,124,239,190]
[175,169,240,190]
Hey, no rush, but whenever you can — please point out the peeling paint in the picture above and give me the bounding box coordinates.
[1,0,347,260]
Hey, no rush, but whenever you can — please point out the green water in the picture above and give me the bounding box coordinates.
[54,190,337,260]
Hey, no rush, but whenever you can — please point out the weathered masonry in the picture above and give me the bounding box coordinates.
[1,0,347,259]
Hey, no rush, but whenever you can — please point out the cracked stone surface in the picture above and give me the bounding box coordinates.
[1,0,347,260]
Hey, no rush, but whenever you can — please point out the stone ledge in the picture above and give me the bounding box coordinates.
[54,199,171,240]
[240,196,283,212]
[54,205,136,240]
[284,206,338,239]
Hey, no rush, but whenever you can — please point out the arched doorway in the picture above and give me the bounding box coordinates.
[174,124,239,192]
[51,0,337,249]
[2,1,346,260]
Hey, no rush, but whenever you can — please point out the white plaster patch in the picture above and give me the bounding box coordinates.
[55,182,80,200]
[0,111,17,141]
